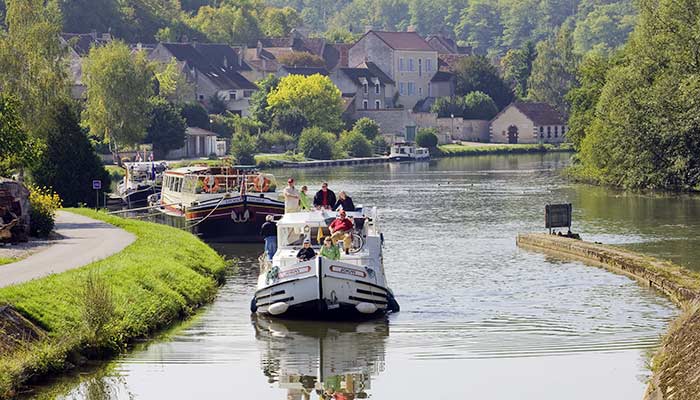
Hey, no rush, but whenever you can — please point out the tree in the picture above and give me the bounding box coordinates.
[0,95,38,176]
[455,0,503,55]
[249,74,280,130]
[430,96,466,118]
[260,6,301,37]
[453,56,514,109]
[31,102,109,207]
[298,127,335,159]
[0,0,68,140]
[58,0,124,36]
[147,98,187,159]
[276,51,326,67]
[352,117,380,140]
[155,59,194,104]
[267,74,343,132]
[575,0,700,190]
[501,42,537,98]
[340,130,373,157]
[416,128,439,148]
[527,22,579,115]
[323,27,360,43]
[463,91,498,120]
[82,41,155,157]
[272,107,308,138]
[180,102,210,129]
[572,1,636,55]
[499,0,545,50]
[187,4,261,45]
[229,131,257,165]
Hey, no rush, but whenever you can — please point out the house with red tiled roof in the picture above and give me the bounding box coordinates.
[348,30,441,109]
[490,102,568,144]
[150,42,257,116]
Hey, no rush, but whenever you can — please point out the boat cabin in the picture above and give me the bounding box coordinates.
[162,166,278,196]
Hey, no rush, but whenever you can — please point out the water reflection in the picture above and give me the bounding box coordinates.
[253,316,388,400]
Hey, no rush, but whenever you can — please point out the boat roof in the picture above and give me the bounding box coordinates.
[166,166,209,175]
[278,211,333,227]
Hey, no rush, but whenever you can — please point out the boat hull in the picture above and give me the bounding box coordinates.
[160,195,284,242]
[253,257,398,319]
[121,185,160,208]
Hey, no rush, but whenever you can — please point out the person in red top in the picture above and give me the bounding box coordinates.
[329,210,354,254]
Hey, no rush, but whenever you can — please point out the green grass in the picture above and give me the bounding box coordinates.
[436,143,573,157]
[0,257,18,266]
[254,153,307,163]
[0,209,227,398]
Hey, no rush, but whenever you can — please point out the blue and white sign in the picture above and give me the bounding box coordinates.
[92,180,102,190]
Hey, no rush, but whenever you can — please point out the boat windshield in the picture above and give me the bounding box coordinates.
[279,225,328,247]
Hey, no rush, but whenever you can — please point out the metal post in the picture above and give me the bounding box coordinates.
[95,189,99,211]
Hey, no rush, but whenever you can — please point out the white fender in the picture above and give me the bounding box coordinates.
[355,302,378,314]
[268,302,289,315]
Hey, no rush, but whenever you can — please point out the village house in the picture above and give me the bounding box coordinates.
[59,32,113,99]
[490,102,567,144]
[149,42,257,116]
[331,62,395,112]
[166,127,227,159]
[426,34,472,56]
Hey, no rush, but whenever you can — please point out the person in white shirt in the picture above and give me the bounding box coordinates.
[283,178,300,213]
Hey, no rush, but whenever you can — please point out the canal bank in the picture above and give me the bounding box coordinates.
[517,233,700,400]
[0,209,227,399]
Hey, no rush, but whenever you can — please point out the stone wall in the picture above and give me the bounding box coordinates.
[353,109,415,141]
[413,113,490,142]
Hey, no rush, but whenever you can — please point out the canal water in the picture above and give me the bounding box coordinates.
[32,153,687,400]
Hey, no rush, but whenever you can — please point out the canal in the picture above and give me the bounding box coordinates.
[32,153,691,399]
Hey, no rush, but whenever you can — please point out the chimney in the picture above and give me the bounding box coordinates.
[407,26,416,32]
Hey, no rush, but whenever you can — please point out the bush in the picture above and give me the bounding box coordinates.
[340,130,373,157]
[28,186,62,238]
[230,132,257,165]
[258,130,295,152]
[298,127,335,160]
[180,102,210,129]
[463,91,499,120]
[416,128,439,148]
[352,117,380,140]
[209,113,235,137]
[272,107,308,138]
[147,97,187,159]
[372,136,388,154]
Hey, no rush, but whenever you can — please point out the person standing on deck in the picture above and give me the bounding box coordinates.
[313,182,336,209]
[260,215,277,260]
[283,178,300,212]
[299,185,312,210]
[334,191,355,212]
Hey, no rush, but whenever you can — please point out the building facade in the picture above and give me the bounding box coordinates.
[490,102,567,144]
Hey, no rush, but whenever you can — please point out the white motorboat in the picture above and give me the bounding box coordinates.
[388,142,430,162]
[118,161,168,208]
[252,207,399,318]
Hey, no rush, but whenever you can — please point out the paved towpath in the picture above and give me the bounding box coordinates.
[0,211,136,288]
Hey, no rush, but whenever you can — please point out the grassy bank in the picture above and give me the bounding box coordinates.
[0,258,18,266]
[436,143,573,157]
[0,209,227,399]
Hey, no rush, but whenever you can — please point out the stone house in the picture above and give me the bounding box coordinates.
[59,32,113,99]
[490,102,567,144]
[348,31,440,109]
[150,43,257,116]
[426,34,472,55]
[412,98,490,143]
[332,62,395,111]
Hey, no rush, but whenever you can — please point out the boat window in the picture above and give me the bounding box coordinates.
[183,176,198,193]
[279,226,307,247]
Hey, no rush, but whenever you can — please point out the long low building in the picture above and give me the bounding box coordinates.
[489,102,568,144]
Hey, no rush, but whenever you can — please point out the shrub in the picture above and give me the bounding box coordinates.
[463,91,499,120]
[230,132,257,165]
[180,102,210,129]
[258,130,295,152]
[340,130,373,157]
[352,117,380,140]
[28,186,62,238]
[272,107,308,138]
[416,128,439,148]
[209,113,235,137]
[372,136,388,154]
[298,127,335,160]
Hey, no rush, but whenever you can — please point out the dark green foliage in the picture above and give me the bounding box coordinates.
[431,97,466,118]
[416,128,439,148]
[372,136,388,154]
[462,91,498,120]
[31,103,109,208]
[180,102,210,129]
[352,117,380,140]
[0,94,38,176]
[501,42,537,98]
[453,56,514,110]
[208,94,227,115]
[298,127,335,160]
[249,74,280,130]
[340,130,373,157]
[272,107,308,138]
[209,113,234,137]
[146,97,187,159]
[229,131,257,165]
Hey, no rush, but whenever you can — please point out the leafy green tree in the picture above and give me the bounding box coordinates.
[209,113,235,136]
[146,97,187,159]
[528,22,579,114]
[340,130,373,157]
[0,95,39,176]
[453,56,514,109]
[180,102,210,129]
[267,74,343,132]
[277,51,326,67]
[323,27,360,43]
[260,6,301,37]
[575,0,700,190]
[499,0,545,50]
[31,102,109,207]
[463,91,498,120]
[430,96,466,118]
[249,74,280,129]
[58,0,124,36]
[501,42,537,98]
[352,117,380,140]
[155,59,194,104]
[416,128,439,148]
[187,4,261,45]
[257,130,295,152]
[298,126,335,159]
[229,131,257,165]
[0,0,68,140]
[455,0,503,55]
[572,1,636,55]
[272,107,308,138]
[82,41,155,157]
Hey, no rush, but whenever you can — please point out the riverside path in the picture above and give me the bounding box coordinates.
[0,211,135,288]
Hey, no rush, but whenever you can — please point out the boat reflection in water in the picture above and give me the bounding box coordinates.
[252,315,389,400]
